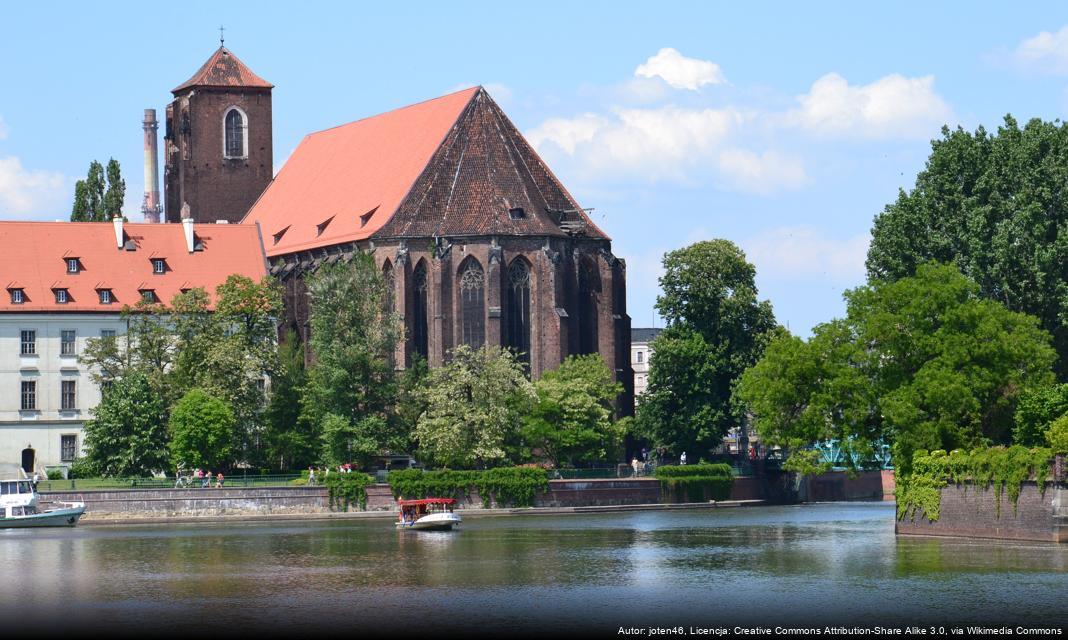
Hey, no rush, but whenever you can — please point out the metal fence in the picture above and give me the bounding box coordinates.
[37,473,303,492]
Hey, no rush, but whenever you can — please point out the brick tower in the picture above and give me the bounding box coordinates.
[164,46,273,223]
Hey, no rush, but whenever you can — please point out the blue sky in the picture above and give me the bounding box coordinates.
[3,1,1068,335]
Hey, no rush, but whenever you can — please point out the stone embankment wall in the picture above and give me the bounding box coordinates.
[43,476,793,518]
[895,482,1067,543]
[802,469,895,502]
[41,486,329,518]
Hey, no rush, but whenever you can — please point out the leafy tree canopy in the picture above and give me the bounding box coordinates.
[1013,383,1068,447]
[867,116,1068,378]
[168,388,235,471]
[81,371,169,477]
[522,354,624,467]
[71,158,124,221]
[637,240,777,456]
[415,345,536,469]
[300,254,403,465]
[737,263,1057,476]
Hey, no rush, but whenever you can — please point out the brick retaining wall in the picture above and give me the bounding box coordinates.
[895,482,1068,543]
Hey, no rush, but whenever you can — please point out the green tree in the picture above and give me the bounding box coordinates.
[637,240,777,457]
[300,254,402,465]
[168,388,235,470]
[71,180,90,222]
[264,331,316,470]
[522,354,624,466]
[1046,414,1068,453]
[867,116,1068,378]
[81,372,169,477]
[1013,383,1068,446]
[415,345,536,468]
[737,263,1057,475]
[169,276,281,466]
[103,158,125,219]
[80,298,176,397]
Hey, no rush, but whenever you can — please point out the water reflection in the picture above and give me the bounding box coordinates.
[1,504,1065,634]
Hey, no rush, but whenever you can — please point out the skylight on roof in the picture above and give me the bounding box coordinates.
[316,216,335,237]
[272,225,290,245]
[360,207,379,228]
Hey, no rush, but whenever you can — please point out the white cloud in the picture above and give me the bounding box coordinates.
[787,72,952,139]
[741,226,870,283]
[0,156,67,218]
[634,48,726,90]
[716,150,807,195]
[528,105,805,193]
[1012,25,1068,74]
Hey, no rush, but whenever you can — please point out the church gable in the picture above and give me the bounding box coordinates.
[374,89,607,240]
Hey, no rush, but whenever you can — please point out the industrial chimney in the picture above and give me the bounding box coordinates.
[141,109,161,223]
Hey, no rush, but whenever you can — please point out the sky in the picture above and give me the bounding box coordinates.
[3,1,1068,335]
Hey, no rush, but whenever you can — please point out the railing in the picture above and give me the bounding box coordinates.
[37,473,303,492]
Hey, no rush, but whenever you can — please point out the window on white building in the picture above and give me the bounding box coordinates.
[61,330,76,356]
[20,330,36,355]
[10,288,24,304]
[637,351,643,363]
[20,380,36,410]
[61,435,77,462]
[61,380,77,410]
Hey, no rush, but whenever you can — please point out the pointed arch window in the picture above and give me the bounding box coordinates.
[224,108,247,159]
[412,261,429,360]
[577,257,601,355]
[382,260,395,314]
[459,259,485,348]
[505,259,532,365]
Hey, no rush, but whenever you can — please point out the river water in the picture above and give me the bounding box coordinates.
[2,503,1065,636]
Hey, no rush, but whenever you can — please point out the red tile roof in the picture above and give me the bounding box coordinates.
[0,221,268,312]
[243,87,606,257]
[244,87,479,257]
[173,46,273,93]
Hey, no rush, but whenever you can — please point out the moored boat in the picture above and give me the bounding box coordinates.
[0,478,86,528]
[396,498,461,531]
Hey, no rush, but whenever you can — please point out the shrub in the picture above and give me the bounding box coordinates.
[325,473,374,511]
[1046,414,1068,453]
[47,469,65,480]
[387,467,549,508]
[654,463,733,502]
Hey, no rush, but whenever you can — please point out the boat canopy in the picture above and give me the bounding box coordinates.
[397,498,456,506]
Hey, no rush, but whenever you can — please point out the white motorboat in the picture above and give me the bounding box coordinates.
[0,478,86,528]
[396,498,462,531]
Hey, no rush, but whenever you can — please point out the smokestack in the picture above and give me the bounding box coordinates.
[142,109,161,223]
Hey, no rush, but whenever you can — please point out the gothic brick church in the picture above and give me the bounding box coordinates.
[162,46,634,412]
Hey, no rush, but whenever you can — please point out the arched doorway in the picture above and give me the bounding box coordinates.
[21,448,35,474]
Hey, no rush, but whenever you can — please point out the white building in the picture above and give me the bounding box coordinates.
[631,327,662,402]
[0,219,267,475]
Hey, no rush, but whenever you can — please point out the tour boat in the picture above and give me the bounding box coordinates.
[0,478,86,528]
[396,498,462,531]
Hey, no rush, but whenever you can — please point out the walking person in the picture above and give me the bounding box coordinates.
[216,471,224,488]
[308,466,317,486]
[202,470,212,488]
[680,451,687,466]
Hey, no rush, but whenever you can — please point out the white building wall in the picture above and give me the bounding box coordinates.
[0,314,124,471]
[632,340,653,401]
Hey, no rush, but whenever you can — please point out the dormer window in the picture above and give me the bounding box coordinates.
[98,289,112,305]
[223,107,248,159]
[54,289,69,304]
[272,226,290,245]
[316,216,335,237]
[152,258,167,274]
[10,288,24,304]
[508,207,526,220]
[140,289,156,303]
[66,258,80,273]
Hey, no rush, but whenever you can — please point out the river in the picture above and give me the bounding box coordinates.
[2,503,1065,635]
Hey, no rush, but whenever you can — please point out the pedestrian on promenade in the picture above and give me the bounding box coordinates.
[680,451,687,466]
[308,467,317,486]
[32,471,40,491]
[216,472,224,488]
[632,457,641,477]
[202,470,212,488]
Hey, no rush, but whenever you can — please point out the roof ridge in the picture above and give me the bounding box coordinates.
[306,86,480,138]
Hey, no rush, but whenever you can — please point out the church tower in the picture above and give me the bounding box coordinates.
[164,45,273,223]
